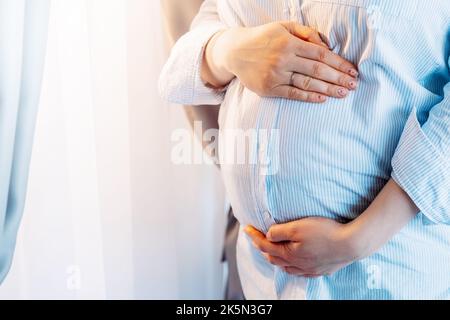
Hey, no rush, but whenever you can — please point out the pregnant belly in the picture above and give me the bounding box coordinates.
[218,86,397,230]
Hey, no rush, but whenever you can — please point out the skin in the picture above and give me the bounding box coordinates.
[245,179,419,277]
[202,21,359,102]
[201,19,420,276]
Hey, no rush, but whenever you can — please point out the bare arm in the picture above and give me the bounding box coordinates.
[246,179,419,277]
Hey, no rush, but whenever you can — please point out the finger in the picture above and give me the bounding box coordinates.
[291,57,358,90]
[244,226,287,257]
[244,225,265,239]
[266,221,301,242]
[297,42,359,76]
[263,253,292,267]
[271,85,327,103]
[295,42,359,78]
[280,21,328,47]
[289,72,349,98]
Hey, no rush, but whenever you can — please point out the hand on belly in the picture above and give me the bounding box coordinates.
[244,217,356,277]
[244,180,419,277]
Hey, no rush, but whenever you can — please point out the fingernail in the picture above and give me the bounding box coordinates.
[349,69,359,77]
[348,80,357,89]
[318,95,327,102]
[338,88,348,97]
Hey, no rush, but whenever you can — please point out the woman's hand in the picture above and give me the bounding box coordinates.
[245,218,357,277]
[245,180,419,277]
[202,21,359,103]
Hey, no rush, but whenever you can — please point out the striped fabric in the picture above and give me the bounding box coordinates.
[159,0,450,299]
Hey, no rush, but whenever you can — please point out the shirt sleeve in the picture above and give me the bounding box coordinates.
[158,0,228,106]
[391,43,450,225]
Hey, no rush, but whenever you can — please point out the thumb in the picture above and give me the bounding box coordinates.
[266,222,298,242]
[281,21,329,48]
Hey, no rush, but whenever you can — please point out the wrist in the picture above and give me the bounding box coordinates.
[202,29,237,88]
[337,221,372,262]
[216,27,244,76]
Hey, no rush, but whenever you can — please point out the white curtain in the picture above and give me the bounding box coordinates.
[0,0,226,299]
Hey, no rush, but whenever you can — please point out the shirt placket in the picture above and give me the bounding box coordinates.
[256,136,276,232]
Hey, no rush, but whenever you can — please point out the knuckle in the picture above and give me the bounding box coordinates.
[277,35,291,51]
[311,62,322,77]
[317,48,328,63]
[287,87,299,100]
[260,71,275,92]
[301,76,312,90]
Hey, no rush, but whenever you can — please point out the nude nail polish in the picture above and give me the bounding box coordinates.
[338,88,348,96]
[349,69,359,77]
[349,81,357,89]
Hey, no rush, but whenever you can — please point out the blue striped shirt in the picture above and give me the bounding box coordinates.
[159,0,450,299]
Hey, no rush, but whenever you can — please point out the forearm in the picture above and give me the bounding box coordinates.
[347,179,419,259]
